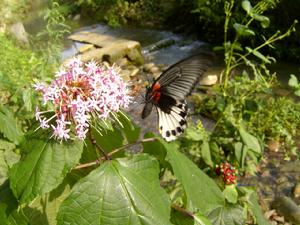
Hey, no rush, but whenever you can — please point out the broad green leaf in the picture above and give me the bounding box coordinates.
[10,139,83,203]
[7,209,29,225]
[242,0,252,14]
[241,188,271,225]
[0,149,20,185]
[93,125,124,153]
[233,23,255,36]
[117,112,141,143]
[170,209,193,225]
[288,74,299,88]
[162,141,224,213]
[142,133,168,167]
[194,212,212,225]
[222,185,238,204]
[0,139,15,151]
[22,88,33,111]
[207,204,244,225]
[0,105,24,145]
[23,174,77,225]
[245,47,271,63]
[57,154,172,225]
[239,127,261,154]
[201,141,213,167]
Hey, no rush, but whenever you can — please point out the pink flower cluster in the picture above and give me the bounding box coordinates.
[34,58,132,141]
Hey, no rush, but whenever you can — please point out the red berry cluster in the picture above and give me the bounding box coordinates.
[215,163,237,185]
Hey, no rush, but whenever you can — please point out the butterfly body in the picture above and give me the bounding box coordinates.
[142,52,214,141]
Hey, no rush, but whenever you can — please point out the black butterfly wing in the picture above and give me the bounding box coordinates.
[142,52,214,141]
[157,51,214,100]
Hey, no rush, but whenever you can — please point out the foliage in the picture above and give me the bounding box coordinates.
[288,74,300,97]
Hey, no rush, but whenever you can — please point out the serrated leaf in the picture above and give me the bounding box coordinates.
[201,141,213,167]
[0,149,20,186]
[288,74,299,88]
[162,141,224,214]
[57,154,172,225]
[223,185,238,204]
[9,139,83,203]
[194,212,212,225]
[239,127,261,154]
[0,105,24,144]
[23,174,76,225]
[242,0,252,14]
[233,23,255,36]
[207,204,244,225]
[245,47,271,63]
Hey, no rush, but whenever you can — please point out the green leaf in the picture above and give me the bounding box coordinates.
[171,209,193,225]
[245,47,271,63]
[234,142,247,168]
[241,188,271,225]
[9,139,83,203]
[0,149,20,186]
[239,127,261,154]
[288,74,299,88]
[207,204,244,225]
[185,127,204,141]
[233,23,255,36]
[201,141,213,167]
[162,141,224,213]
[242,0,252,14]
[117,112,141,143]
[23,174,77,225]
[194,212,212,225]
[295,89,300,97]
[7,209,29,225]
[222,185,238,204]
[57,154,172,225]
[142,133,168,167]
[93,125,124,153]
[0,105,24,144]
[251,13,270,28]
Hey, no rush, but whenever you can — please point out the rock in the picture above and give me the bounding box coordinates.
[272,196,300,224]
[68,31,144,65]
[73,14,81,21]
[143,38,175,53]
[78,44,94,53]
[115,57,129,67]
[143,63,155,72]
[9,22,29,45]
[130,68,139,77]
[150,66,160,74]
[293,183,300,200]
[200,75,218,86]
[267,139,281,152]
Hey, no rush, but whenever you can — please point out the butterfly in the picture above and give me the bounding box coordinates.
[141,52,214,141]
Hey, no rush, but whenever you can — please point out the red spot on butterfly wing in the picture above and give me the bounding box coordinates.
[151,82,161,102]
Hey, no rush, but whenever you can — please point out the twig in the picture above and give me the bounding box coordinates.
[88,128,110,160]
[171,204,194,218]
[74,137,157,170]
[107,137,157,157]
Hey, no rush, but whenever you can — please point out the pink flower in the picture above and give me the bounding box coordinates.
[34,57,132,141]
